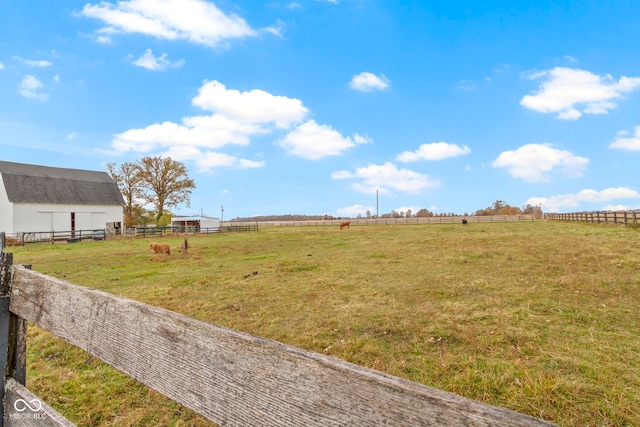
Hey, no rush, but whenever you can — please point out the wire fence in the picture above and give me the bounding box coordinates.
[123,224,258,237]
[229,214,539,228]
[1,215,545,247]
[1,224,260,246]
[1,229,107,246]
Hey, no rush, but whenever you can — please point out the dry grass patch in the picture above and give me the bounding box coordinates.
[9,221,640,426]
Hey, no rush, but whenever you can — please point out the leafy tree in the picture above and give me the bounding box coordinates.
[135,156,196,222]
[475,200,523,216]
[493,200,507,212]
[416,208,431,217]
[136,209,156,227]
[157,211,173,227]
[501,205,522,215]
[107,162,144,227]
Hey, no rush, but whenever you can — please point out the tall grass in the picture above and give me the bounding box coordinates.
[9,221,640,426]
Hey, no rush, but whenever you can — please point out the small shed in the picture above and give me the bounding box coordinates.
[171,216,220,232]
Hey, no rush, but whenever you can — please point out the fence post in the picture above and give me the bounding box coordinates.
[0,254,28,427]
[0,251,13,426]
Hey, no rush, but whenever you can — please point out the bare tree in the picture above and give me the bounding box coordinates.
[135,156,196,222]
[107,162,144,226]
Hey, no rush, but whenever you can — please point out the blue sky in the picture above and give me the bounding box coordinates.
[2,0,640,219]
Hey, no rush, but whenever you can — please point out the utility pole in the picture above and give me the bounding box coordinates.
[221,205,224,225]
[376,189,379,218]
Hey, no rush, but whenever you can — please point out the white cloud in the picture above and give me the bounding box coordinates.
[525,187,640,212]
[336,204,374,217]
[110,80,311,170]
[0,63,4,70]
[78,0,257,47]
[14,57,52,67]
[492,143,588,182]
[455,80,477,91]
[602,204,636,211]
[520,67,640,119]
[133,49,184,70]
[192,80,308,128]
[196,152,264,170]
[331,162,440,195]
[349,72,390,92]
[278,120,370,159]
[164,147,264,171]
[111,116,260,153]
[112,78,306,153]
[96,33,113,44]
[110,79,368,169]
[67,132,78,140]
[397,142,471,162]
[609,126,640,151]
[20,75,49,100]
[262,20,285,38]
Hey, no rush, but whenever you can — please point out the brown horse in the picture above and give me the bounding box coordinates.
[340,221,350,230]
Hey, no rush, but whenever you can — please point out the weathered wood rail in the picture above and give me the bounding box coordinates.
[545,210,639,225]
[0,252,557,426]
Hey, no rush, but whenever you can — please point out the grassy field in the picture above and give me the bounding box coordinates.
[7,220,640,426]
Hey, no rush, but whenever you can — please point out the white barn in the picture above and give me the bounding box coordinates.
[0,161,125,236]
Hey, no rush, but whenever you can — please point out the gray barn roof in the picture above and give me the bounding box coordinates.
[0,161,125,206]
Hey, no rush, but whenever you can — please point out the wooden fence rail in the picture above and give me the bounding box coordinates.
[0,252,556,426]
[545,210,639,225]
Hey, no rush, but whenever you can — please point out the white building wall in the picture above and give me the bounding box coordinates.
[200,218,220,229]
[11,203,123,233]
[0,175,12,233]
[171,216,220,230]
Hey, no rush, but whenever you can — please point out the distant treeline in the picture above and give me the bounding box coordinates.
[230,201,543,222]
[231,214,339,222]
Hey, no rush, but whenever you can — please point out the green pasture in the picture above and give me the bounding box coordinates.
[7,221,640,426]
